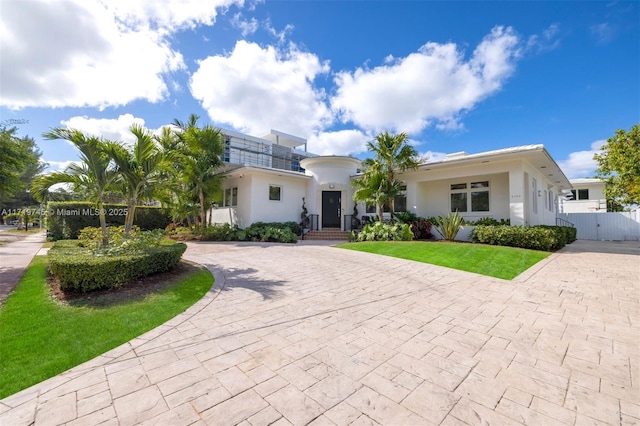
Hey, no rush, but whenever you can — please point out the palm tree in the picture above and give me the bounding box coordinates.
[353,131,420,222]
[32,128,115,246]
[171,114,225,229]
[104,124,163,236]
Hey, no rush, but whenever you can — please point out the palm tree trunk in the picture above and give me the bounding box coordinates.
[98,199,108,247]
[199,188,206,229]
[124,201,136,237]
[377,202,384,222]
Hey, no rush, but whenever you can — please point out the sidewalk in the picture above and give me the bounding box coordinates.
[0,231,46,304]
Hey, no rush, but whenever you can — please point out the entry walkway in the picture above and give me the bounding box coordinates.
[0,240,638,425]
[0,231,46,304]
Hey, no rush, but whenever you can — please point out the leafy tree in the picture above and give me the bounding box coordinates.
[0,125,45,209]
[104,124,163,235]
[170,114,225,229]
[32,129,115,246]
[594,123,640,207]
[353,131,420,221]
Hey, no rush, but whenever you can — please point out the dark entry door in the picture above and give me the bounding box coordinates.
[322,191,341,228]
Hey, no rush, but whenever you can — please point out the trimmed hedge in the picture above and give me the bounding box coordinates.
[46,202,171,240]
[471,225,576,251]
[48,240,186,292]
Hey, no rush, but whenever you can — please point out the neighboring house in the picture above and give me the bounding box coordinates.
[558,178,607,213]
[210,129,572,230]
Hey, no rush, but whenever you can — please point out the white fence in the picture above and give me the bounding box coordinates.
[557,211,640,241]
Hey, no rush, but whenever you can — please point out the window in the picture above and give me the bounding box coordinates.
[269,185,281,201]
[365,203,376,214]
[548,190,554,212]
[544,190,548,210]
[223,139,231,162]
[450,181,489,212]
[223,187,237,207]
[393,195,407,212]
[570,189,589,200]
[393,183,407,212]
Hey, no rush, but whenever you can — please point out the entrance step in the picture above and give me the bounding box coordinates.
[303,229,350,241]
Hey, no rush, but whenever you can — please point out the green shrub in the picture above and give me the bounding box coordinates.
[46,202,171,240]
[242,222,299,243]
[472,225,575,251]
[356,222,414,241]
[48,241,187,292]
[471,217,510,226]
[199,223,240,241]
[433,211,464,240]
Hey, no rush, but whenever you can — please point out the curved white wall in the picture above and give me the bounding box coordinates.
[301,156,361,229]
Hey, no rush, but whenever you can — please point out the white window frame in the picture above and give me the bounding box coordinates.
[450,181,490,213]
[223,187,238,207]
[269,185,282,202]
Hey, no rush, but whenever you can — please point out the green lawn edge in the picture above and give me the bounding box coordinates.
[0,256,213,399]
[336,241,550,280]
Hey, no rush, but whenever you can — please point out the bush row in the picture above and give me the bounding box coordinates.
[352,222,414,242]
[48,240,187,292]
[471,225,576,251]
[46,202,172,240]
[167,221,300,243]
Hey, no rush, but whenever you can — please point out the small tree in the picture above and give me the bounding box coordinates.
[33,129,115,246]
[353,132,420,221]
[594,123,640,208]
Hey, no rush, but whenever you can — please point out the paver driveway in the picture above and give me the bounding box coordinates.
[1,240,638,425]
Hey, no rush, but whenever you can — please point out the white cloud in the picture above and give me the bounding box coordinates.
[419,150,449,163]
[308,129,372,156]
[44,160,81,171]
[331,26,521,134]
[0,0,240,109]
[526,23,561,53]
[557,140,605,179]
[231,13,258,36]
[60,114,146,147]
[590,22,615,45]
[100,0,241,32]
[264,18,294,43]
[190,40,332,136]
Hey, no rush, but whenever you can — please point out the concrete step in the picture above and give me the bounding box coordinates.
[303,230,350,241]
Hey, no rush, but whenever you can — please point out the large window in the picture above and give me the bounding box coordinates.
[450,181,489,212]
[393,184,407,212]
[269,185,282,201]
[223,187,237,207]
[365,203,376,214]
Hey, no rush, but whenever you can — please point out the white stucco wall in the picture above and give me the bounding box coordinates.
[301,156,361,230]
[216,171,309,228]
[411,172,509,221]
[247,172,309,224]
[522,161,559,226]
[560,180,607,212]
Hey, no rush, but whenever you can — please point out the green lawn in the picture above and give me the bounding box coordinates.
[0,257,213,398]
[337,241,549,280]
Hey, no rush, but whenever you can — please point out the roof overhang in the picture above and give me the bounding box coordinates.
[413,144,572,190]
[222,165,311,180]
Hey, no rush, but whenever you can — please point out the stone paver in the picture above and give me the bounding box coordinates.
[1,239,639,425]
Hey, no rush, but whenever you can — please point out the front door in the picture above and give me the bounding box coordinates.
[322,191,341,228]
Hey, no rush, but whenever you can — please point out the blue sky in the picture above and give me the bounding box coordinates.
[1,0,638,179]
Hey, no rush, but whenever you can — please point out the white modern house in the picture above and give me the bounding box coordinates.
[210,129,572,232]
[558,178,607,213]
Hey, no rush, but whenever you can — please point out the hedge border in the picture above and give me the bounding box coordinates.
[48,241,187,292]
